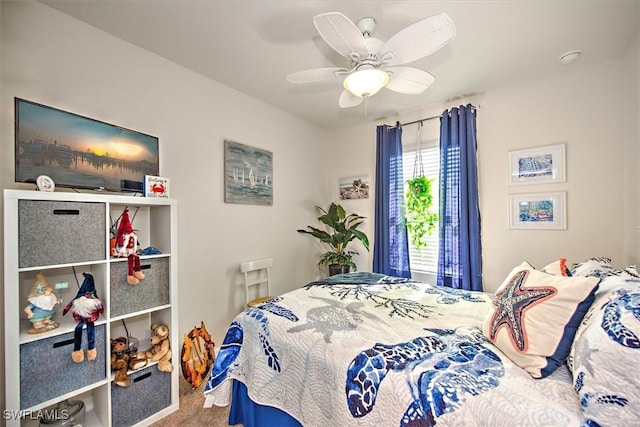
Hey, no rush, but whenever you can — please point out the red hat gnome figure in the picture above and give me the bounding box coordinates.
[112,209,145,285]
[63,272,104,363]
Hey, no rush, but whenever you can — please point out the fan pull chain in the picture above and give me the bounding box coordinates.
[412,122,424,179]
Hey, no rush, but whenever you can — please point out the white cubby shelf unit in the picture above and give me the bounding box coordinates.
[4,189,179,427]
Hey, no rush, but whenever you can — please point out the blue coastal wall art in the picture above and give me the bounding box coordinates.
[508,144,565,186]
[224,140,273,205]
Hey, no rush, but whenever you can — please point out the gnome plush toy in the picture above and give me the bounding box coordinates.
[112,209,145,285]
[63,272,104,363]
[24,272,62,334]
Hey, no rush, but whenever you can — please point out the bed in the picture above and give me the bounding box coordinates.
[203,257,640,427]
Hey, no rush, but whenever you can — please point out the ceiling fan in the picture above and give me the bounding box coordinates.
[286,12,456,108]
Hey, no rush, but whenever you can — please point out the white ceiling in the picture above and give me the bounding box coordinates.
[40,0,639,130]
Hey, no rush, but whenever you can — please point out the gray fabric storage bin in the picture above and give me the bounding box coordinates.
[111,366,171,427]
[19,200,106,268]
[110,257,170,317]
[19,324,106,409]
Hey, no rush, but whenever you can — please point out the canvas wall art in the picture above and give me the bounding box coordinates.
[14,98,159,193]
[224,140,273,205]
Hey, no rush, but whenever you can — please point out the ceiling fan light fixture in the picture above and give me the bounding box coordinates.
[343,69,389,98]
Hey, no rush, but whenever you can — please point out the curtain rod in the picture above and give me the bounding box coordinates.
[388,105,479,129]
[388,114,440,129]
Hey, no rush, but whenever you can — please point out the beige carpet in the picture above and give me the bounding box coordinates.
[150,377,232,426]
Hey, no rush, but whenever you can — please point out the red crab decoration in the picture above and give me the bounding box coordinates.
[151,183,166,194]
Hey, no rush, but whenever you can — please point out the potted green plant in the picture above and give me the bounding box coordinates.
[405,175,438,248]
[297,202,370,276]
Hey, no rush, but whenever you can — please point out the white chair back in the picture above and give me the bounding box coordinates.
[240,258,273,306]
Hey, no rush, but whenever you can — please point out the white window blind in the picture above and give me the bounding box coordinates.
[403,143,440,273]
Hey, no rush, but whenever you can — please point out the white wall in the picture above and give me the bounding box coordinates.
[0,0,333,411]
[327,57,637,293]
[319,124,377,271]
[623,31,640,269]
[479,59,629,291]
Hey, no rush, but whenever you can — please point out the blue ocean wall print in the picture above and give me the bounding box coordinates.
[508,144,565,186]
[518,200,554,222]
[224,140,273,205]
[518,154,553,178]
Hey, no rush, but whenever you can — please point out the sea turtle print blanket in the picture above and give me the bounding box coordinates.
[204,273,583,426]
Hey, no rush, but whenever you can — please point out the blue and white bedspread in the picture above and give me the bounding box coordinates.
[204,273,582,426]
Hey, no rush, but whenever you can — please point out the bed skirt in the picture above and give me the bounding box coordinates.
[229,380,302,427]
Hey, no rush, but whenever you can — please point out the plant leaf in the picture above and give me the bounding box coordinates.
[297,202,370,269]
[405,176,438,249]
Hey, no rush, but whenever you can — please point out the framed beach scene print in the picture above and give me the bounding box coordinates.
[509,192,567,230]
[508,144,566,185]
[15,98,159,193]
[224,140,273,205]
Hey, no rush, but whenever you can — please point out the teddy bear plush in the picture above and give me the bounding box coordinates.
[128,351,148,371]
[145,323,173,373]
[111,339,131,387]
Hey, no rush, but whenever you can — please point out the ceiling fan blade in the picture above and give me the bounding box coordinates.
[313,12,369,59]
[385,67,435,94]
[379,13,456,66]
[286,67,347,84]
[339,89,364,108]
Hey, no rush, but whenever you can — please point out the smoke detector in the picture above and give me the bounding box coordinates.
[559,50,582,65]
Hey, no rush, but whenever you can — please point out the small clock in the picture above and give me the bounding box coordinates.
[36,175,55,192]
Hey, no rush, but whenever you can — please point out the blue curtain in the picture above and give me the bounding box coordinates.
[373,123,411,278]
[437,104,483,291]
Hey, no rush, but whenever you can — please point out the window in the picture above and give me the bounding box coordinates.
[403,141,439,273]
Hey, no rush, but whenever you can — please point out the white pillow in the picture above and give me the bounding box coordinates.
[482,262,599,378]
[570,257,639,296]
[570,257,614,278]
[540,258,572,276]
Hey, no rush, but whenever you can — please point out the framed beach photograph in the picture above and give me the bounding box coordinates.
[15,98,159,193]
[224,140,273,205]
[508,144,565,185]
[339,175,369,200]
[509,192,567,230]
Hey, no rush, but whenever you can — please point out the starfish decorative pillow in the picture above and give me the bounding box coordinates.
[481,262,599,378]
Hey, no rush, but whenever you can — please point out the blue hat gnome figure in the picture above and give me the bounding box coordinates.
[63,272,104,363]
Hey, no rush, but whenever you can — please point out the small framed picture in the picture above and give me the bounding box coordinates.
[144,175,170,198]
[508,144,566,185]
[509,192,567,230]
[339,175,369,200]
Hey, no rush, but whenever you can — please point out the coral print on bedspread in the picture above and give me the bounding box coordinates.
[204,272,585,426]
